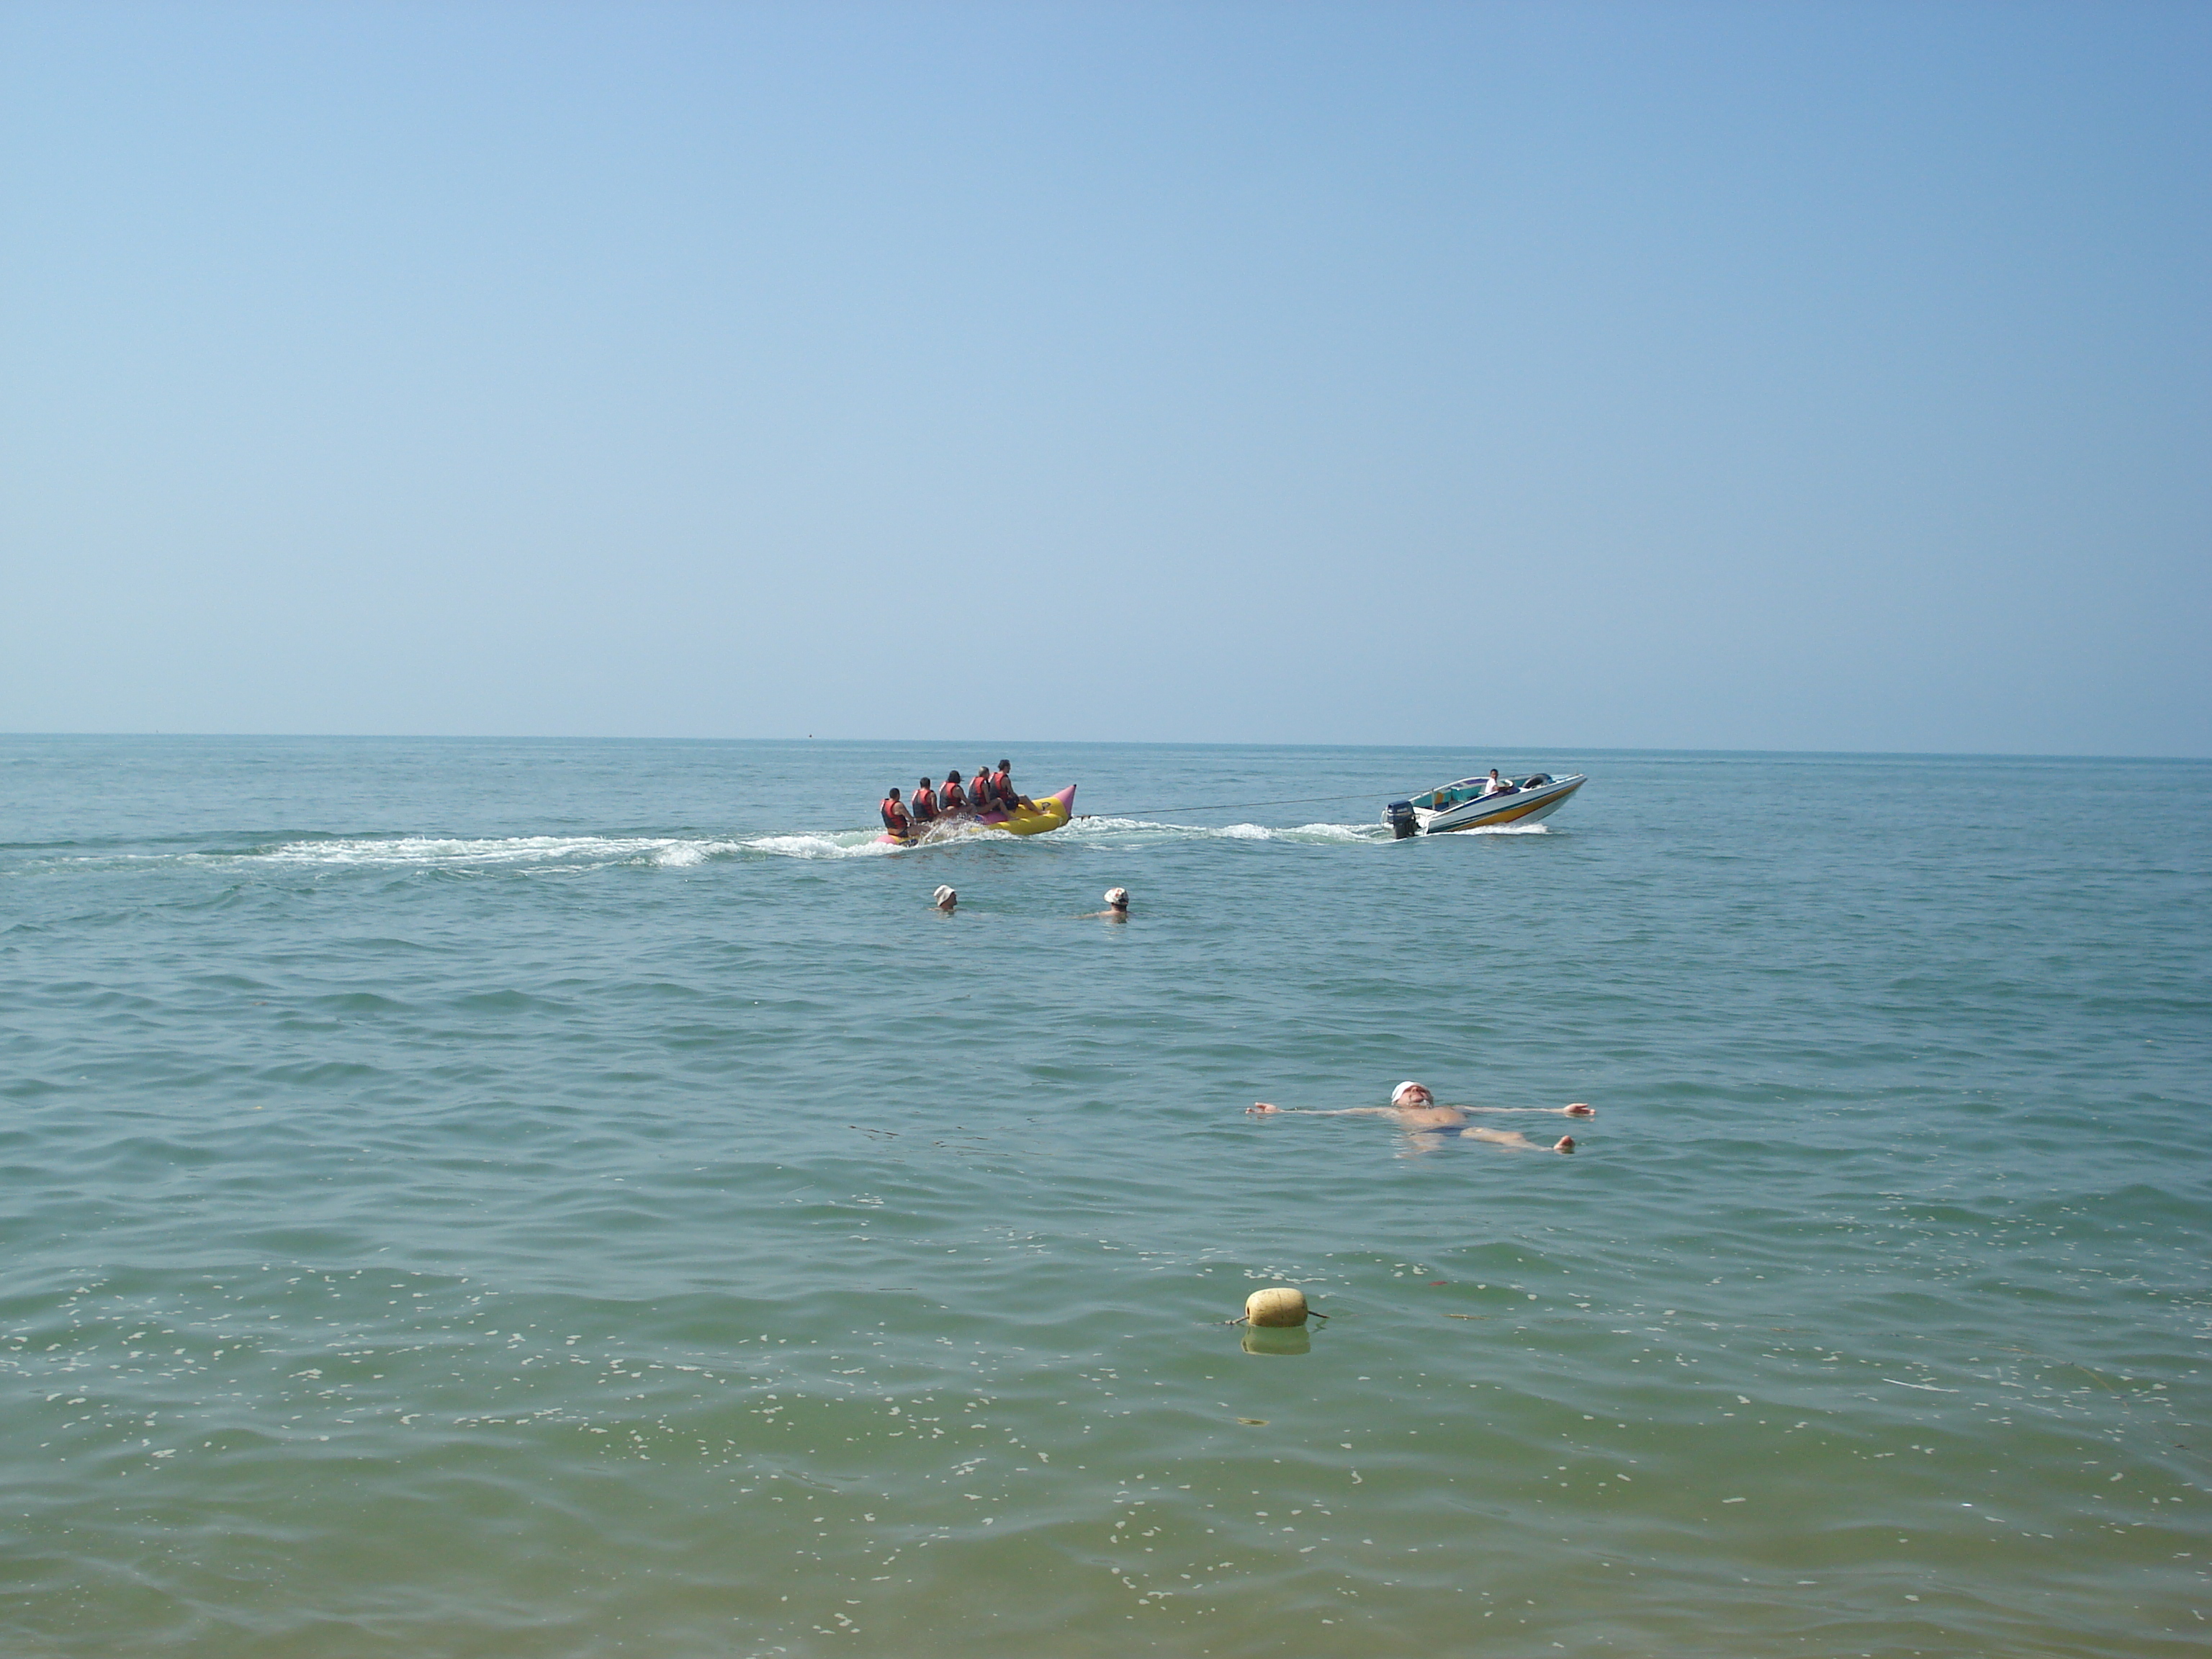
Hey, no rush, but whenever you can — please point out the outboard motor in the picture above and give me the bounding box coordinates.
[1385,800,1419,840]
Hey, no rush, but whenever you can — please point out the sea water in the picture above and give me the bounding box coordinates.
[1,736,2206,1659]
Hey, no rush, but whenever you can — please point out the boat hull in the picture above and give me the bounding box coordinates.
[1408,774,1586,834]
[881,784,1076,845]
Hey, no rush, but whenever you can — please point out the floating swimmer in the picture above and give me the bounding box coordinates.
[1079,887,1129,922]
[1247,1081,1589,1154]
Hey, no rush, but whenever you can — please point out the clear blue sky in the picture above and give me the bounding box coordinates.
[4,1,2206,754]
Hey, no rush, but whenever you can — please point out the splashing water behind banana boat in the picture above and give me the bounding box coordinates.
[1382,773,1586,836]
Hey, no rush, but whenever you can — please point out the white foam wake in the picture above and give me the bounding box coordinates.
[139,816,1458,873]
[242,830,899,870]
[738,832,904,861]
[255,835,680,869]
[1064,817,1391,845]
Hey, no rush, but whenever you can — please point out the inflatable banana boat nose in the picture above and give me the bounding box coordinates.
[978,783,1076,837]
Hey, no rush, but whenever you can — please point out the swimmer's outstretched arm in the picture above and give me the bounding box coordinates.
[1247,1102,1395,1116]
[1448,1102,1595,1118]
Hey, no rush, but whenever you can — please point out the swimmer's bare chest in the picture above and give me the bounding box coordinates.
[1393,1105,1467,1130]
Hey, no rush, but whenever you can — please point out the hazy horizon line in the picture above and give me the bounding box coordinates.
[6,731,2208,765]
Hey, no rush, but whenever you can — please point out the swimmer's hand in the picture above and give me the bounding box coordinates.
[1564,1102,1595,1117]
[1247,1102,1281,1115]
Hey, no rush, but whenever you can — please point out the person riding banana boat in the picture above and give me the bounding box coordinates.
[878,762,1069,845]
[880,787,914,841]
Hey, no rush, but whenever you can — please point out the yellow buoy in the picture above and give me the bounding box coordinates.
[1244,1286,1308,1327]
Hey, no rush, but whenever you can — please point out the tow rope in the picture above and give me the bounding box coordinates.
[1078,791,1380,819]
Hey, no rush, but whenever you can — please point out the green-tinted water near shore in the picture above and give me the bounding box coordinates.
[4,737,2206,1656]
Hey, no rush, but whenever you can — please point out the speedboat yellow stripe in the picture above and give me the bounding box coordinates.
[1472,797,1547,824]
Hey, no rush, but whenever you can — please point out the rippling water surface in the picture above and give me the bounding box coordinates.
[3,736,2206,1658]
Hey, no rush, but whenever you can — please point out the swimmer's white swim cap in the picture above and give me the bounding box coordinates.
[1104,887,1128,906]
[1391,1080,1429,1105]
[933,886,956,906]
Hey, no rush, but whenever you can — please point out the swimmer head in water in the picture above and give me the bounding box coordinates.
[1082,886,1130,921]
[1390,1081,1435,1108]
[932,885,957,913]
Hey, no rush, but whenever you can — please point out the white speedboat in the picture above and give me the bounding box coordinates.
[1383,773,1586,836]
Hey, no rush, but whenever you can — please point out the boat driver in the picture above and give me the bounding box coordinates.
[1479,769,1512,796]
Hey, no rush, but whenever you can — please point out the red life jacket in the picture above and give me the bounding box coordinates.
[881,797,910,835]
[990,769,1014,808]
[912,786,938,820]
[940,778,967,811]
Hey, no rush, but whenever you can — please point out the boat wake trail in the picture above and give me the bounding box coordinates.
[735,832,906,860]
[1063,817,1393,845]
[251,833,897,868]
[255,835,727,870]
[36,816,1544,878]
[44,831,908,874]
[1066,816,1552,844]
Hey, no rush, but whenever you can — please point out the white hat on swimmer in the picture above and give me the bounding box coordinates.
[932,886,956,907]
[1390,1080,1431,1106]
[1104,887,1128,907]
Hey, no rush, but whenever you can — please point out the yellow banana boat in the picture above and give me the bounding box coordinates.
[880,784,1076,845]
